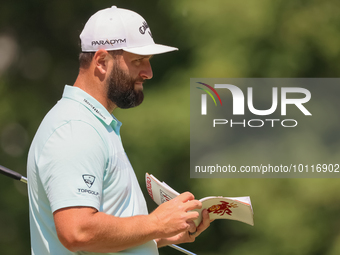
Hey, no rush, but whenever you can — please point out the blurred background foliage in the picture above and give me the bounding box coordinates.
[0,0,340,254]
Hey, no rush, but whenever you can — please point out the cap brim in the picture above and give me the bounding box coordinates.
[123,44,178,55]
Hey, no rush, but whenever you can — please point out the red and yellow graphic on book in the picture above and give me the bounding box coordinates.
[207,201,238,216]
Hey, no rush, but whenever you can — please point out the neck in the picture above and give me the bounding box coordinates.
[73,69,117,113]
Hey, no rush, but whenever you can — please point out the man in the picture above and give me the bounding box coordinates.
[27,6,210,254]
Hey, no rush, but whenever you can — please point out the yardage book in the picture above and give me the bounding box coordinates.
[145,173,254,226]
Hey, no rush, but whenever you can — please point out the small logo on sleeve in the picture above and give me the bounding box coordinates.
[82,174,95,188]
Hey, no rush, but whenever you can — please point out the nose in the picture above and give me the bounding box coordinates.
[139,60,153,80]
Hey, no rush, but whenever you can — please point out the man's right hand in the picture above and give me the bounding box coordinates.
[149,192,202,238]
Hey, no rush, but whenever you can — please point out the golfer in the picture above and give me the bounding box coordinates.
[27,6,210,255]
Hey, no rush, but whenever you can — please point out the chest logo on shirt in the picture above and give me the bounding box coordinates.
[82,174,95,188]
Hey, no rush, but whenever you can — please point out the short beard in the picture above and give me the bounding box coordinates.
[107,64,144,109]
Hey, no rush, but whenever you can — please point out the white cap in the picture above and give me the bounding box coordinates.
[80,6,178,55]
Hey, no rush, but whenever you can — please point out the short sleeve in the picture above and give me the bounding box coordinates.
[37,120,108,213]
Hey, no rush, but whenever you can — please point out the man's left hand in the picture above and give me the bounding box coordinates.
[156,208,212,247]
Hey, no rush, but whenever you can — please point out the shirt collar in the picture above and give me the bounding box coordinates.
[62,85,122,135]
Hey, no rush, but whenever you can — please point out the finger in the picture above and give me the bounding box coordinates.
[176,192,195,202]
[188,229,197,237]
[187,220,198,238]
[183,200,202,211]
[185,210,200,221]
[196,209,211,234]
[187,220,197,234]
[187,227,197,238]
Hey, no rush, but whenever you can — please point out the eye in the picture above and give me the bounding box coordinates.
[133,58,144,66]
[131,56,152,67]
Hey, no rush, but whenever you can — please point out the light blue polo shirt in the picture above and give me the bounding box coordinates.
[27,85,158,255]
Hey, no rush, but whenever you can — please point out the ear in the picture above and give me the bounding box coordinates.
[93,49,111,75]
